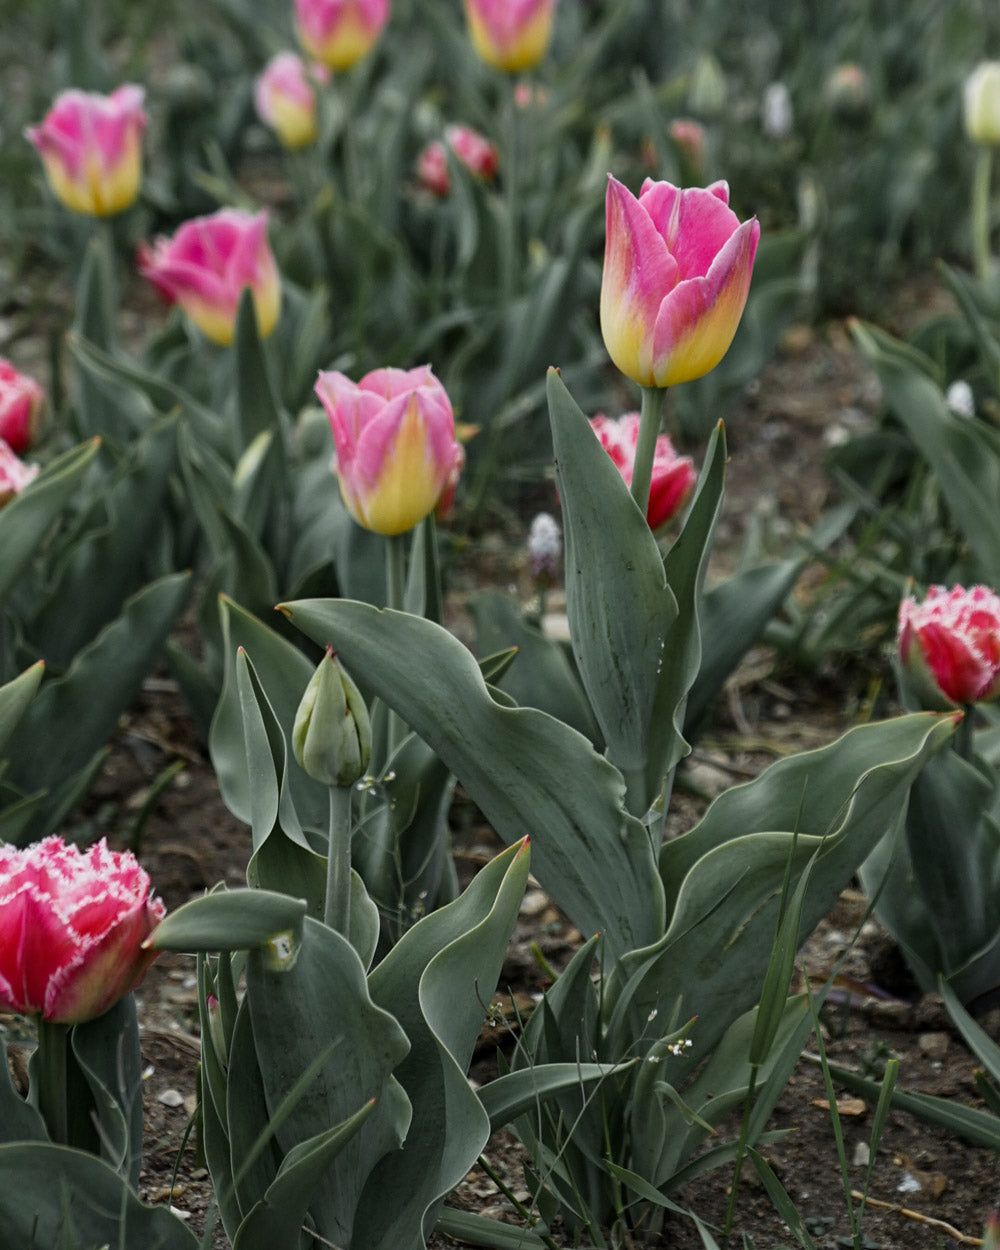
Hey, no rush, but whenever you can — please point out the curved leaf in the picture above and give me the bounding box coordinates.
[150,887,308,951]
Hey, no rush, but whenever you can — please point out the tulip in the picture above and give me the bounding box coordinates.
[668,119,706,176]
[138,208,281,345]
[293,647,372,789]
[898,584,1000,709]
[600,175,759,389]
[590,413,695,530]
[0,836,165,1025]
[416,124,499,196]
[254,52,322,150]
[964,62,1000,147]
[315,365,463,535]
[0,439,40,507]
[294,0,389,71]
[25,85,145,217]
[462,0,558,73]
[0,360,45,454]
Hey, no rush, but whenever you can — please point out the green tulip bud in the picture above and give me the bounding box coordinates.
[293,648,372,788]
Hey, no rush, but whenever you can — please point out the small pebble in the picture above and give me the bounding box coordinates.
[157,1088,185,1108]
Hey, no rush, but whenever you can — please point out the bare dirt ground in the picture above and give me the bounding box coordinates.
[49,307,1000,1247]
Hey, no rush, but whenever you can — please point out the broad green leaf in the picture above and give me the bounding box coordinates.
[433,1207,549,1249]
[280,598,664,954]
[71,996,143,1186]
[479,1060,635,1129]
[233,1101,376,1250]
[247,917,411,1246]
[352,838,531,1248]
[0,1142,198,1248]
[0,439,100,605]
[547,367,674,777]
[0,663,43,755]
[614,713,956,1059]
[851,319,1000,584]
[5,572,191,842]
[150,887,308,951]
[0,1029,47,1145]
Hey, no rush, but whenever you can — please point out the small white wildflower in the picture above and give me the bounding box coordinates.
[946,379,975,419]
[762,82,793,140]
[528,512,562,580]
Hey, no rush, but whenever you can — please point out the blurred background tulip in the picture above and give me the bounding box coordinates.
[25,85,145,217]
[898,584,1000,709]
[138,208,281,345]
[294,0,389,71]
[461,0,558,72]
[0,359,45,454]
[416,124,499,195]
[254,51,323,149]
[964,62,1000,146]
[590,413,695,530]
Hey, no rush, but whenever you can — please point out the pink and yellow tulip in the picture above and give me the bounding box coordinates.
[600,175,759,388]
[294,0,389,71]
[138,208,281,346]
[0,836,165,1024]
[25,85,146,218]
[254,52,324,150]
[590,413,695,531]
[898,584,1000,709]
[462,0,558,73]
[0,360,45,454]
[315,365,463,535]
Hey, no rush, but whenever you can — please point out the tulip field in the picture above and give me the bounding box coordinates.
[3,1,1000,1247]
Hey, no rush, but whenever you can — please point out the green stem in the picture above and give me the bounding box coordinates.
[384,533,408,756]
[972,145,994,284]
[476,1153,560,1250]
[324,784,355,938]
[631,386,667,521]
[35,1019,70,1146]
[954,704,976,764]
[721,1066,759,1246]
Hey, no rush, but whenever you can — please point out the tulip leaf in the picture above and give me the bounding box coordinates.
[614,712,956,1060]
[352,838,531,1246]
[149,886,308,951]
[0,662,44,755]
[851,318,1000,585]
[479,1060,636,1129]
[280,597,665,954]
[70,997,144,1186]
[0,439,100,607]
[0,1038,47,1146]
[547,367,676,779]
[0,1142,198,1247]
[246,917,412,1247]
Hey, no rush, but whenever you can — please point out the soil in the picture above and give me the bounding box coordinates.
[9,302,1000,1248]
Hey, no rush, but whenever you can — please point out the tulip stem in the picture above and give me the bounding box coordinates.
[36,1019,70,1146]
[384,534,408,756]
[972,146,994,284]
[324,785,355,939]
[632,386,667,519]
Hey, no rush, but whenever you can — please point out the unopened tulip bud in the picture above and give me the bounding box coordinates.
[965,63,1000,147]
[293,648,372,787]
[687,53,726,119]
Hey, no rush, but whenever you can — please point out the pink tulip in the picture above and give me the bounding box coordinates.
[294,0,389,71]
[25,85,145,218]
[590,413,695,530]
[138,209,281,346]
[0,360,45,454]
[462,0,558,72]
[600,175,759,388]
[0,440,39,508]
[0,836,166,1025]
[416,125,499,196]
[255,52,323,149]
[315,365,463,535]
[898,584,1000,708]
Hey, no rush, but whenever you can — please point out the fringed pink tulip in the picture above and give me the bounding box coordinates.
[294,0,389,71]
[462,0,558,72]
[25,85,146,218]
[591,413,695,530]
[898,584,1000,709]
[0,836,166,1025]
[0,360,45,454]
[315,365,463,535]
[600,175,759,388]
[416,125,499,196]
[0,440,39,507]
[255,52,323,150]
[138,208,281,346]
